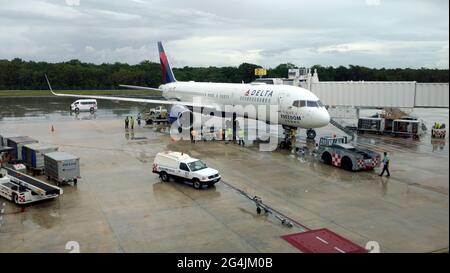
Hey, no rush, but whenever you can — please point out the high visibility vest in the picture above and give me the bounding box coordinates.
[226,128,232,137]
[237,130,244,138]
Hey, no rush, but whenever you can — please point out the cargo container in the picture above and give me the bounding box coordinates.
[0,133,19,147]
[6,136,38,161]
[44,152,80,186]
[22,143,59,172]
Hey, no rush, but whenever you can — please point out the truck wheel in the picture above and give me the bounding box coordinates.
[74,179,78,185]
[12,194,18,204]
[341,157,353,171]
[322,152,332,165]
[90,107,94,112]
[193,179,201,189]
[160,172,169,182]
[75,108,80,113]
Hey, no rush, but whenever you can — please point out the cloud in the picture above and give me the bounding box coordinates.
[65,0,80,7]
[365,0,381,6]
[84,45,95,53]
[0,0,448,69]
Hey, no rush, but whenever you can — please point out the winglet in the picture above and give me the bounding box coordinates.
[44,74,57,95]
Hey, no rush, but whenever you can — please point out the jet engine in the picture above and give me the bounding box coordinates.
[168,104,194,132]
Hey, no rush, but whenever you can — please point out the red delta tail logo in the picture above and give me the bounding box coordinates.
[244,89,250,96]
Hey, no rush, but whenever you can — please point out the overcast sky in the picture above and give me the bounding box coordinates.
[0,0,448,68]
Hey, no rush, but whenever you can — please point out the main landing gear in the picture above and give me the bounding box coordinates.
[279,126,297,150]
[278,127,317,150]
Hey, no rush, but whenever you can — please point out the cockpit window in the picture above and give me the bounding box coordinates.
[293,100,306,107]
[293,100,324,108]
[307,101,318,107]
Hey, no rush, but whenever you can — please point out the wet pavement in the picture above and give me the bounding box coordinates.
[0,98,448,252]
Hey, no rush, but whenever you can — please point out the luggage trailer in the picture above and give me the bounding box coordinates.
[357,117,425,139]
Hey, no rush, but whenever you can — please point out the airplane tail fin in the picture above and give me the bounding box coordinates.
[158,41,176,84]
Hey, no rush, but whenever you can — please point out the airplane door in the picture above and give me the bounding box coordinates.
[277,92,285,123]
[278,92,290,112]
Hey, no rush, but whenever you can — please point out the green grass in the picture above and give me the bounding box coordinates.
[0,89,159,97]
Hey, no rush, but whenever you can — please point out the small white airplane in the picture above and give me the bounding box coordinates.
[46,42,330,144]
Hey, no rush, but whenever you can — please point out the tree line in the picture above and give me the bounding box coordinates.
[0,58,448,90]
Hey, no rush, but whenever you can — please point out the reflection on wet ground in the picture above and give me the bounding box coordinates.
[0,97,157,122]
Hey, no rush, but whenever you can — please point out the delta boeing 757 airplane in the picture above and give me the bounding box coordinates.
[46,42,330,146]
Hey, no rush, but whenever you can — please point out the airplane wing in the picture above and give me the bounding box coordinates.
[118,84,162,91]
[45,75,210,108]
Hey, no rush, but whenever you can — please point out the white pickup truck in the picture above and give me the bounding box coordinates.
[152,152,221,189]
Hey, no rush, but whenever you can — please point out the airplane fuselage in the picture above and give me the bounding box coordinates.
[160,81,330,129]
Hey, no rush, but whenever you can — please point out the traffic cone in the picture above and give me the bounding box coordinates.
[51,125,55,132]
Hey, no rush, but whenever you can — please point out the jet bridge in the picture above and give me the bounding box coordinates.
[310,82,449,108]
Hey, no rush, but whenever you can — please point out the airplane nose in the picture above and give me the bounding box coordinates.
[318,108,331,127]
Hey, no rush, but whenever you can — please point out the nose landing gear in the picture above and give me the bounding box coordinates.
[306,129,316,140]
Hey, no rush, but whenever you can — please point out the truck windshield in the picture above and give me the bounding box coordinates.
[188,160,207,172]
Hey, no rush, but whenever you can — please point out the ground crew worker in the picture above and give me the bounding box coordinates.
[191,128,197,143]
[125,116,129,129]
[137,113,142,127]
[379,152,390,177]
[225,127,232,144]
[237,128,245,146]
[130,116,134,130]
[217,128,223,141]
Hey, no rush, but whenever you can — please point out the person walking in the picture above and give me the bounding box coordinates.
[137,113,142,127]
[130,116,134,130]
[237,128,245,146]
[379,152,390,177]
[125,116,129,129]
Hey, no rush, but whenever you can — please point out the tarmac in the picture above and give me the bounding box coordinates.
[0,101,448,253]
